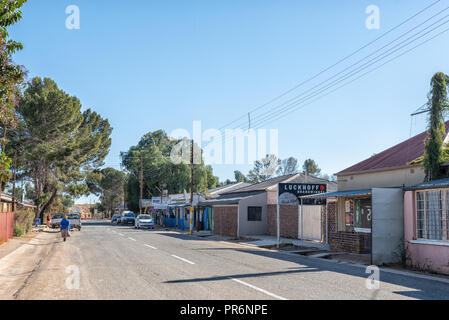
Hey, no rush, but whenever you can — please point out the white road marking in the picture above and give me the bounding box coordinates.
[118,233,124,236]
[229,277,288,300]
[171,255,195,265]
[144,244,157,250]
[128,237,137,241]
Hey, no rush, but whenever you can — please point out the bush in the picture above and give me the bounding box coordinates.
[14,210,34,236]
[14,224,24,237]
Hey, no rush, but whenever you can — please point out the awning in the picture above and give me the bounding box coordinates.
[300,189,372,199]
[404,178,449,191]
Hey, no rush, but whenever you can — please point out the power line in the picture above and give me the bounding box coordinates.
[217,0,442,131]
[218,5,449,145]
[243,15,449,132]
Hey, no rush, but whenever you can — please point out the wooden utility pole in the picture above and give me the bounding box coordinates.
[139,152,143,215]
[12,151,17,212]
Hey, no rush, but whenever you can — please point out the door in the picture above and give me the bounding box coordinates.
[300,205,322,241]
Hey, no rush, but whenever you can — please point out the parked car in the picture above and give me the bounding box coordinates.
[111,214,121,224]
[51,214,64,229]
[120,211,136,225]
[68,213,82,231]
[135,215,155,229]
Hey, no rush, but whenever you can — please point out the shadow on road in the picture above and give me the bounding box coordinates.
[164,246,449,300]
[165,266,318,284]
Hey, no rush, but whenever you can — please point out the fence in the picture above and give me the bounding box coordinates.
[0,212,15,243]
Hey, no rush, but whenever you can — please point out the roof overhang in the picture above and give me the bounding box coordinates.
[405,178,449,191]
[300,189,372,199]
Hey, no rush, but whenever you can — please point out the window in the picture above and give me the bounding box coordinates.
[415,190,449,241]
[343,198,372,232]
[248,207,262,222]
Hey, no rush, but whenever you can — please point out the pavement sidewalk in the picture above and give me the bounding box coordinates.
[238,234,330,250]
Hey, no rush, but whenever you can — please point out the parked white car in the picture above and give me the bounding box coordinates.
[135,215,155,229]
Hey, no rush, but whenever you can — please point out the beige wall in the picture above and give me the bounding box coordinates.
[238,192,268,236]
[337,166,425,191]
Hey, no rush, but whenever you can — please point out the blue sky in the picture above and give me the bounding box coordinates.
[9,0,449,203]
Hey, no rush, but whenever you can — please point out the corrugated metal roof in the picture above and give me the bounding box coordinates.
[337,121,449,176]
[199,192,264,206]
[223,173,337,195]
[405,178,449,191]
[301,189,372,199]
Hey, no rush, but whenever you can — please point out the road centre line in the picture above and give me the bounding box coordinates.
[229,277,288,300]
[144,244,157,250]
[171,255,195,265]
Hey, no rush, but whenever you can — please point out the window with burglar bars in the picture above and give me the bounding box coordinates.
[415,190,449,241]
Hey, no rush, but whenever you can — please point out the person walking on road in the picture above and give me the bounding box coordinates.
[60,216,71,242]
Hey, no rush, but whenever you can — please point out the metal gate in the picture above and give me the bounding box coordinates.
[299,205,322,241]
[372,188,404,265]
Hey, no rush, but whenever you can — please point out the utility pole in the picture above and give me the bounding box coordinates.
[11,151,17,212]
[190,139,194,235]
[139,152,143,215]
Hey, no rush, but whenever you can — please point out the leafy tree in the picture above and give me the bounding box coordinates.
[277,157,299,176]
[234,170,249,183]
[98,167,125,215]
[121,130,219,212]
[248,154,280,183]
[12,77,112,219]
[423,72,449,181]
[61,194,74,212]
[302,159,321,177]
[0,0,27,207]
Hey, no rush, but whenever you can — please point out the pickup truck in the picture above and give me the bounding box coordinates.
[68,213,82,231]
[51,214,63,229]
[51,213,81,231]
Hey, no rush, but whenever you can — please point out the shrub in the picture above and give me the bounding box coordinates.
[14,210,34,235]
[14,224,24,237]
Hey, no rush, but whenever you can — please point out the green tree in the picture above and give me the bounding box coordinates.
[0,0,27,208]
[234,170,249,183]
[302,159,321,177]
[248,154,280,183]
[277,157,299,176]
[13,77,112,219]
[423,72,449,181]
[121,130,218,212]
[98,168,125,215]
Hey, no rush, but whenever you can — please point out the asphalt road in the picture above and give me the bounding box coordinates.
[1,220,449,300]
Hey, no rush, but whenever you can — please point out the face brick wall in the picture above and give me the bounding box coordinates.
[213,206,238,238]
[267,205,298,239]
[327,201,372,254]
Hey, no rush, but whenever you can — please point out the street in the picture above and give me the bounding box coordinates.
[1,220,449,300]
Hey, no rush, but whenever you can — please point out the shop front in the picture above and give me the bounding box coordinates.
[304,188,404,265]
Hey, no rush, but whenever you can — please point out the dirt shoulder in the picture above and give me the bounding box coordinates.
[0,231,42,260]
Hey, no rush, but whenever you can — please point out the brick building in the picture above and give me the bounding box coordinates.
[302,123,449,265]
[201,174,337,239]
